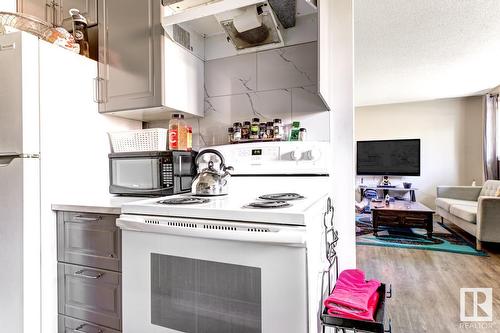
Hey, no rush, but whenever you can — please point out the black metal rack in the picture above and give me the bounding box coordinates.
[320,198,392,333]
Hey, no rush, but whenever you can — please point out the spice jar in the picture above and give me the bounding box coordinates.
[242,121,251,140]
[273,118,283,140]
[266,122,274,139]
[232,122,242,142]
[250,118,260,139]
[259,123,267,139]
[228,127,235,143]
[299,128,307,141]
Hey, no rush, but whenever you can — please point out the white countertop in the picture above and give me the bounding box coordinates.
[52,196,143,215]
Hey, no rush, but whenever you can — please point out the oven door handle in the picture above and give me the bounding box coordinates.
[117,217,307,247]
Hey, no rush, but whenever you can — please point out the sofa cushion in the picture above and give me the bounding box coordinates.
[450,204,477,223]
[480,180,500,197]
[435,198,477,212]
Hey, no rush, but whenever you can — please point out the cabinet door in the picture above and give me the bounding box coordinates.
[59,0,98,30]
[18,0,49,22]
[163,38,204,117]
[97,0,162,113]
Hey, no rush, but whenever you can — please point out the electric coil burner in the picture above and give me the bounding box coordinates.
[259,193,305,201]
[158,197,210,205]
[247,200,291,209]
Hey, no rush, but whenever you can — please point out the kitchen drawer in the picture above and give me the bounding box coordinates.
[58,314,121,333]
[57,211,121,272]
[58,263,122,330]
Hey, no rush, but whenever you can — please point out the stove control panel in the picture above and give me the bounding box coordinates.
[200,142,330,175]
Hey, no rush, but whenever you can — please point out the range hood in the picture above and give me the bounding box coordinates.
[161,0,316,56]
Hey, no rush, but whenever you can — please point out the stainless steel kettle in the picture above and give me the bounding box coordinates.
[192,149,233,196]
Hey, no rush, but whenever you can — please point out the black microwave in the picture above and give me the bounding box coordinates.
[109,151,197,197]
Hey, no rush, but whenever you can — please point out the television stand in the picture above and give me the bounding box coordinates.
[359,186,418,202]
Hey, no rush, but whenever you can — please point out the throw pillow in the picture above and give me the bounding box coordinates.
[496,187,500,197]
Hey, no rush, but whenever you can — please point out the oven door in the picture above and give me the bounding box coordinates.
[118,216,308,333]
[109,156,165,195]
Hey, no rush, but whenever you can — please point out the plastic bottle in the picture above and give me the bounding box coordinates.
[168,114,181,150]
[177,115,188,151]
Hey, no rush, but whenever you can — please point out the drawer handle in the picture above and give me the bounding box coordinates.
[74,269,104,279]
[73,215,102,222]
[73,323,103,333]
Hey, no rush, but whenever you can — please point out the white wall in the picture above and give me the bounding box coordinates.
[0,0,16,11]
[355,96,484,208]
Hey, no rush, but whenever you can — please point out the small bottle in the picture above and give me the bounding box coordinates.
[299,128,307,141]
[385,194,391,206]
[259,123,267,139]
[168,114,181,150]
[227,127,235,143]
[266,121,274,139]
[273,118,283,140]
[290,121,301,141]
[187,126,193,151]
[250,118,260,139]
[241,121,251,140]
[233,122,242,141]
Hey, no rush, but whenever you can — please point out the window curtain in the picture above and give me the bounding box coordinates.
[483,93,499,180]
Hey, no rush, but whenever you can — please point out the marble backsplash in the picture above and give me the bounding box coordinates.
[146,41,330,149]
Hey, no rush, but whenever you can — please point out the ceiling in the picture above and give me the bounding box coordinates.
[355,0,500,106]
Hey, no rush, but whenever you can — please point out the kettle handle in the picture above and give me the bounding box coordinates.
[196,149,226,169]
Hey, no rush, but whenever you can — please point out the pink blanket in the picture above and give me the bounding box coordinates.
[324,269,381,321]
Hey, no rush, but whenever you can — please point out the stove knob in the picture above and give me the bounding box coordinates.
[290,150,303,161]
[305,149,321,161]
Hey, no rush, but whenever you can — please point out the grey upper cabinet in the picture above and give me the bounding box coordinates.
[97,0,162,113]
[18,0,49,22]
[60,0,98,30]
[18,0,97,29]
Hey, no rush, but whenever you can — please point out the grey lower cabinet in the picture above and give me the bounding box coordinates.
[56,210,122,332]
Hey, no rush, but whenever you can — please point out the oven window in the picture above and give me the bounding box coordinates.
[151,254,262,333]
[111,158,159,189]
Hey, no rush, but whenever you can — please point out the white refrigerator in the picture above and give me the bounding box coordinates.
[0,31,141,332]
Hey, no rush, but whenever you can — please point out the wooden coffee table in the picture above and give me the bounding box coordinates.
[371,201,435,238]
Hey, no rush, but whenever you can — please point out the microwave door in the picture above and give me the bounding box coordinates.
[110,158,161,194]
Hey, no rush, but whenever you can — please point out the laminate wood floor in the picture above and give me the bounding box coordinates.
[357,223,500,333]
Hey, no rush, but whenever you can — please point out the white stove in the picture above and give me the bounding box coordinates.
[118,141,333,333]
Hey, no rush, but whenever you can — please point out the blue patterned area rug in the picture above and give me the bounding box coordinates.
[356,215,487,256]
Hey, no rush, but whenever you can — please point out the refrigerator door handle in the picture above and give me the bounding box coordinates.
[0,153,40,167]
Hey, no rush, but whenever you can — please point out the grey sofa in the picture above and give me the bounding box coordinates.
[435,180,500,250]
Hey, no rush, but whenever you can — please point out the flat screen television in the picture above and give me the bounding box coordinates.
[356,139,421,176]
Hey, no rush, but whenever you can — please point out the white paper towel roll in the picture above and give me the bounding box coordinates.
[233,5,262,33]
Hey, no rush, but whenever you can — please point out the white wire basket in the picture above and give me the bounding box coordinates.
[108,128,169,153]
